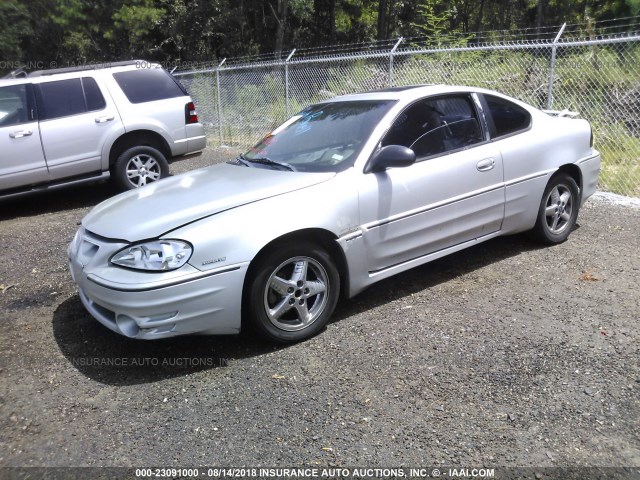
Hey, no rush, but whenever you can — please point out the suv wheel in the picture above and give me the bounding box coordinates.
[113,146,169,190]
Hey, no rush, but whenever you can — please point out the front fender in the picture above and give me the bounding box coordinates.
[168,171,360,274]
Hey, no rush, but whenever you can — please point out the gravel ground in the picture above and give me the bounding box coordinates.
[0,148,638,472]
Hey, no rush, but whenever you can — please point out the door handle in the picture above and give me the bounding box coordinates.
[95,115,115,123]
[476,158,495,172]
[9,130,33,139]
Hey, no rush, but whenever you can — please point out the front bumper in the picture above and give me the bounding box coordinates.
[68,229,248,339]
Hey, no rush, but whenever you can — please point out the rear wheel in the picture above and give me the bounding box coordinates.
[245,242,340,343]
[112,146,169,190]
[531,173,580,244]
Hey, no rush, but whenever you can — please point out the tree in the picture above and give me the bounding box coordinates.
[2,0,638,76]
[105,0,166,58]
[270,0,290,56]
[0,0,32,64]
[410,0,452,41]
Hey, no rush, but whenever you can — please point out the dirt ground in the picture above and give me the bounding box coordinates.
[0,149,638,474]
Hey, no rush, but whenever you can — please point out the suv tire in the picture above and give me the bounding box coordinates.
[112,146,169,190]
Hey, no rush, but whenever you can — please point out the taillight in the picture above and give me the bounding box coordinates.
[185,102,198,124]
[590,126,594,147]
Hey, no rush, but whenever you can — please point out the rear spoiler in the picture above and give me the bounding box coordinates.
[542,109,579,118]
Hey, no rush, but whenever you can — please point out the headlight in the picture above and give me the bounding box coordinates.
[110,240,192,271]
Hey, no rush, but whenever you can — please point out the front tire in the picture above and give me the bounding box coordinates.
[112,146,169,190]
[531,173,580,244]
[245,242,340,343]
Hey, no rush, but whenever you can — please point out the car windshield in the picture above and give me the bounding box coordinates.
[243,100,396,172]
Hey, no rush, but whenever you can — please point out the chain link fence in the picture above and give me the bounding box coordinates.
[176,24,640,197]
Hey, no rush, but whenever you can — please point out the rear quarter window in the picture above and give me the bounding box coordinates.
[113,69,187,104]
[484,95,531,138]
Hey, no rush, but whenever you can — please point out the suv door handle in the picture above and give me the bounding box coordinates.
[476,158,495,172]
[95,115,115,123]
[9,130,33,139]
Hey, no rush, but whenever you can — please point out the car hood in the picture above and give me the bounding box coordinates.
[83,163,335,242]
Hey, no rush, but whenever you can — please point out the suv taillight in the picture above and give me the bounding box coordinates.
[185,102,198,124]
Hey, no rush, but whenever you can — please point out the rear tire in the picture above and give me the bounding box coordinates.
[531,173,580,244]
[112,146,169,191]
[245,242,340,344]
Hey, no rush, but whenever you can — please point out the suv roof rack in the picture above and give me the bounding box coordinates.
[2,67,29,79]
[27,60,150,78]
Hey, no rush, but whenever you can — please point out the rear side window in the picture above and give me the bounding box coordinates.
[484,95,531,138]
[36,77,106,120]
[113,69,187,104]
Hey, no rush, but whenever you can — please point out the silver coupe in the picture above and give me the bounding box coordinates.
[68,85,600,343]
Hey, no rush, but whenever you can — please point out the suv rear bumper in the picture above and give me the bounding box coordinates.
[187,123,207,152]
[187,134,207,153]
[171,123,207,156]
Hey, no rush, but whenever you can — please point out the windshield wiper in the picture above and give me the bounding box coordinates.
[234,153,252,167]
[234,154,297,172]
[244,156,297,172]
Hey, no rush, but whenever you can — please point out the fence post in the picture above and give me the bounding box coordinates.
[389,37,404,87]
[285,49,296,117]
[216,58,226,146]
[547,23,566,109]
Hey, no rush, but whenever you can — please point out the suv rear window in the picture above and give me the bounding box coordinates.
[113,69,187,104]
[36,77,106,121]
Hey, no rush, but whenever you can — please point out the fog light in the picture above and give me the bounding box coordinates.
[116,314,140,338]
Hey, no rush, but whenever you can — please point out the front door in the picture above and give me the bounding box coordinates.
[358,94,505,272]
[0,83,48,191]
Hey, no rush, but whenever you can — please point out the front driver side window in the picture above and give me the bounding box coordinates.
[382,95,484,159]
[0,85,29,128]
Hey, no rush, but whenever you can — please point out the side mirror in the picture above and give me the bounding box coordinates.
[364,145,416,174]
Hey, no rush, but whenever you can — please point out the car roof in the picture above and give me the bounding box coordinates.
[322,84,540,113]
[326,84,479,102]
[332,84,537,103]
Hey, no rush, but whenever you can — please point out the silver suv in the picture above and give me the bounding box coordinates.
[0,60,206,198]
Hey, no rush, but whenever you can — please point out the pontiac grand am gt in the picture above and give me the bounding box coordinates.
[68,85,600,343]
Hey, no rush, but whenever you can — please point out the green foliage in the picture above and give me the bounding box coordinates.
[5,0,640,72]
[0,0,32,62]
[595,121,640,197]
[48,0,92,61]
[411,0,451,38]
[106,0,166,54]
